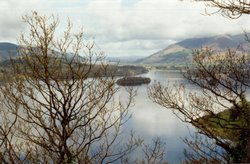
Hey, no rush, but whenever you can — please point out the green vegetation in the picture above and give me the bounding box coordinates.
[198,99,250,141]
[198,109,242,141]
[196,98,250,162]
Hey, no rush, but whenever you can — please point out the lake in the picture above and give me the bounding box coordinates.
[0,69,198,163]
[119,70,197,163]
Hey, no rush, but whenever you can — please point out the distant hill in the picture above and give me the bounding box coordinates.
[138,34,250,66]
[0,42,19,61]
[0,42,85,63]
[107,55,144,64]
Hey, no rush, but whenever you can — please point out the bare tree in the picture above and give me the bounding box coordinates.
[0,11,144,163]
[149,47,250,163]
[122,137,167,164]
[195,0,250,18]
[140,137,166,164]
[148,0,250,162]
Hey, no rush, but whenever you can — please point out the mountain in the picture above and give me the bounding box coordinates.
[0,42,19,61]
[138,34,249,66]
[0,42,85,64]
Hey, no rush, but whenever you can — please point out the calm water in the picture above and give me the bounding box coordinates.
[119,70,197,163]
[2,69,197,163]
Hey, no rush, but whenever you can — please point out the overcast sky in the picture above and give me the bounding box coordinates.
[0,0,250,57]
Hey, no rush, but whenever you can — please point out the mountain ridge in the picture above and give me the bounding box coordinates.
[138,33,250,65]
[0,42,86,63]
[1,33,250,66]
[0,42,19,61]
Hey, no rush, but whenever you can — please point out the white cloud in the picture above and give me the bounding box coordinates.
[0,0,249,56]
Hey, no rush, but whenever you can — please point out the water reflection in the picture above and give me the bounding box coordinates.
[119,70,197,163]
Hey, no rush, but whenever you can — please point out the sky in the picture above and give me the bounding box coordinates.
[0,0,250,57]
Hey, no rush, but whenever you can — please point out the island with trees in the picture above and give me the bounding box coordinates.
[116,76,151,86]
